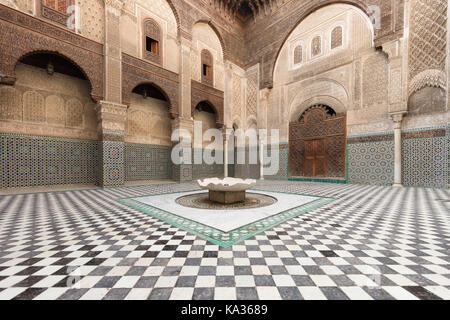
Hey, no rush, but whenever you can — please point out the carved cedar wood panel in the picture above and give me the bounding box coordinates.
[191,80,224,128]
[122,53,179,119]
[0,4,103,101]
[289,106,346,178]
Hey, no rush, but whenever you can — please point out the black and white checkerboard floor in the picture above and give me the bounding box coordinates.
[0,181,449,300]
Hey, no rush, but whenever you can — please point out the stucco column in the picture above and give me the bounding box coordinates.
[171,117,194,182]
[390,112,406,188]
[222,128,231,178]
[382,39,408,114]
[259,138,264,180]
[104,0,124,104]
[96,101,127,187]
[97,0,127,187]
[179,35,192,119]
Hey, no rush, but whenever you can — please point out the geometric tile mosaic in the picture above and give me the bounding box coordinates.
[402,129,448,188]
[100,141,125,187]
[264,144,288,180]
[348,140,395,186]
[0,134,99,188]
[191,148,224,180]
[125,143,171,182]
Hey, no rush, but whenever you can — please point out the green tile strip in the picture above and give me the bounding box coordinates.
[117,194,335,247]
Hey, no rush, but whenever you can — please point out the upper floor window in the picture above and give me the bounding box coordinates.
[293,45,303,65]
[201,49,213,86]
[311,36,322,57]
[143,18,162,65]
[331,26,343,49]
[40,0,74,27]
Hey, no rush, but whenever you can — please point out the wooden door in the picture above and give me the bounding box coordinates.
[303,139,327,177]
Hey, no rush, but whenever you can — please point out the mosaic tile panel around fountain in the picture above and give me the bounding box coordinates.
[0,134,99,188]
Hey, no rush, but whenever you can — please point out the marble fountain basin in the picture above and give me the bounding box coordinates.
[197,177,257,204]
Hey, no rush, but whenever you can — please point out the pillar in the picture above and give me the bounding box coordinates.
[171,117,194,182]
[382,38,408,188]
[96,102,127,187]
[390,112,406,188]
[222,128,231,178]
[259,137,264,180]
[97,0,127,187]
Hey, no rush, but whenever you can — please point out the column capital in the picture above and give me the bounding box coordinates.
[381,39,404,60]
[389,111,407,127]
[96,101,128,139]
[260,88,271,101]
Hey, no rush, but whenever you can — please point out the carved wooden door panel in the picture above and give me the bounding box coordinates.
[303,139,326,177]
[314,139,326,176]
[303,140,315,177]
[289,104,346,179]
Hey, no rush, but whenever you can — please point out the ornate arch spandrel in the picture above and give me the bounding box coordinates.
[0,5,104,102]
[191,80,224,128]
[122,54,179,119]
[260,0,404,89]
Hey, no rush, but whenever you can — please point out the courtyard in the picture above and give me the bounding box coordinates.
[0,181,448,300]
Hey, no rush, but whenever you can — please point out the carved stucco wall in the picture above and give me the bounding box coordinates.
[0,0,34,14]
[77,0,104,43]
[272,4,379,141]
[404,0,449,131]
[191,22,225,91]
[125,94,172,147]
[0,63,98,141]
[246,64,259,129]
[230,65,245,129]
[193,109,216,150]
[121,0,179,73]
[0,0,104,43]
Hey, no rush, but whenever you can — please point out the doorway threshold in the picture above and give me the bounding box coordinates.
[289,176,347,184]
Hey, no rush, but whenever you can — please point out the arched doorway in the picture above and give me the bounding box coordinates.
[289,104,346,179]
[193,101,222,179]
[124,83,172,182]
[0,52,99,188]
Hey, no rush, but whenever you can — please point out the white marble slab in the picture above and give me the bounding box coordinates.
[133,190,318,232]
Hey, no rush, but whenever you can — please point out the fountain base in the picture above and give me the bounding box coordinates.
[209,190,245,204]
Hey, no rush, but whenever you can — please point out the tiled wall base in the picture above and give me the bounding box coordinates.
[191,148,224,180]
[233,146,260,179]
[99,141,125,187]
[1,134,99,188]
[125,143,171,182]
[347,127,449,188]
[263,144,288,180]
[402,127,449,188]
[347,139,395,186]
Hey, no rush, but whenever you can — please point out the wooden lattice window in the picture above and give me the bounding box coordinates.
[201,49,214,86]
[40,0,74,27]
[294,45,303,65]
[143,18,162,65]
[331,26,343,49]
[311,36,322,57]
